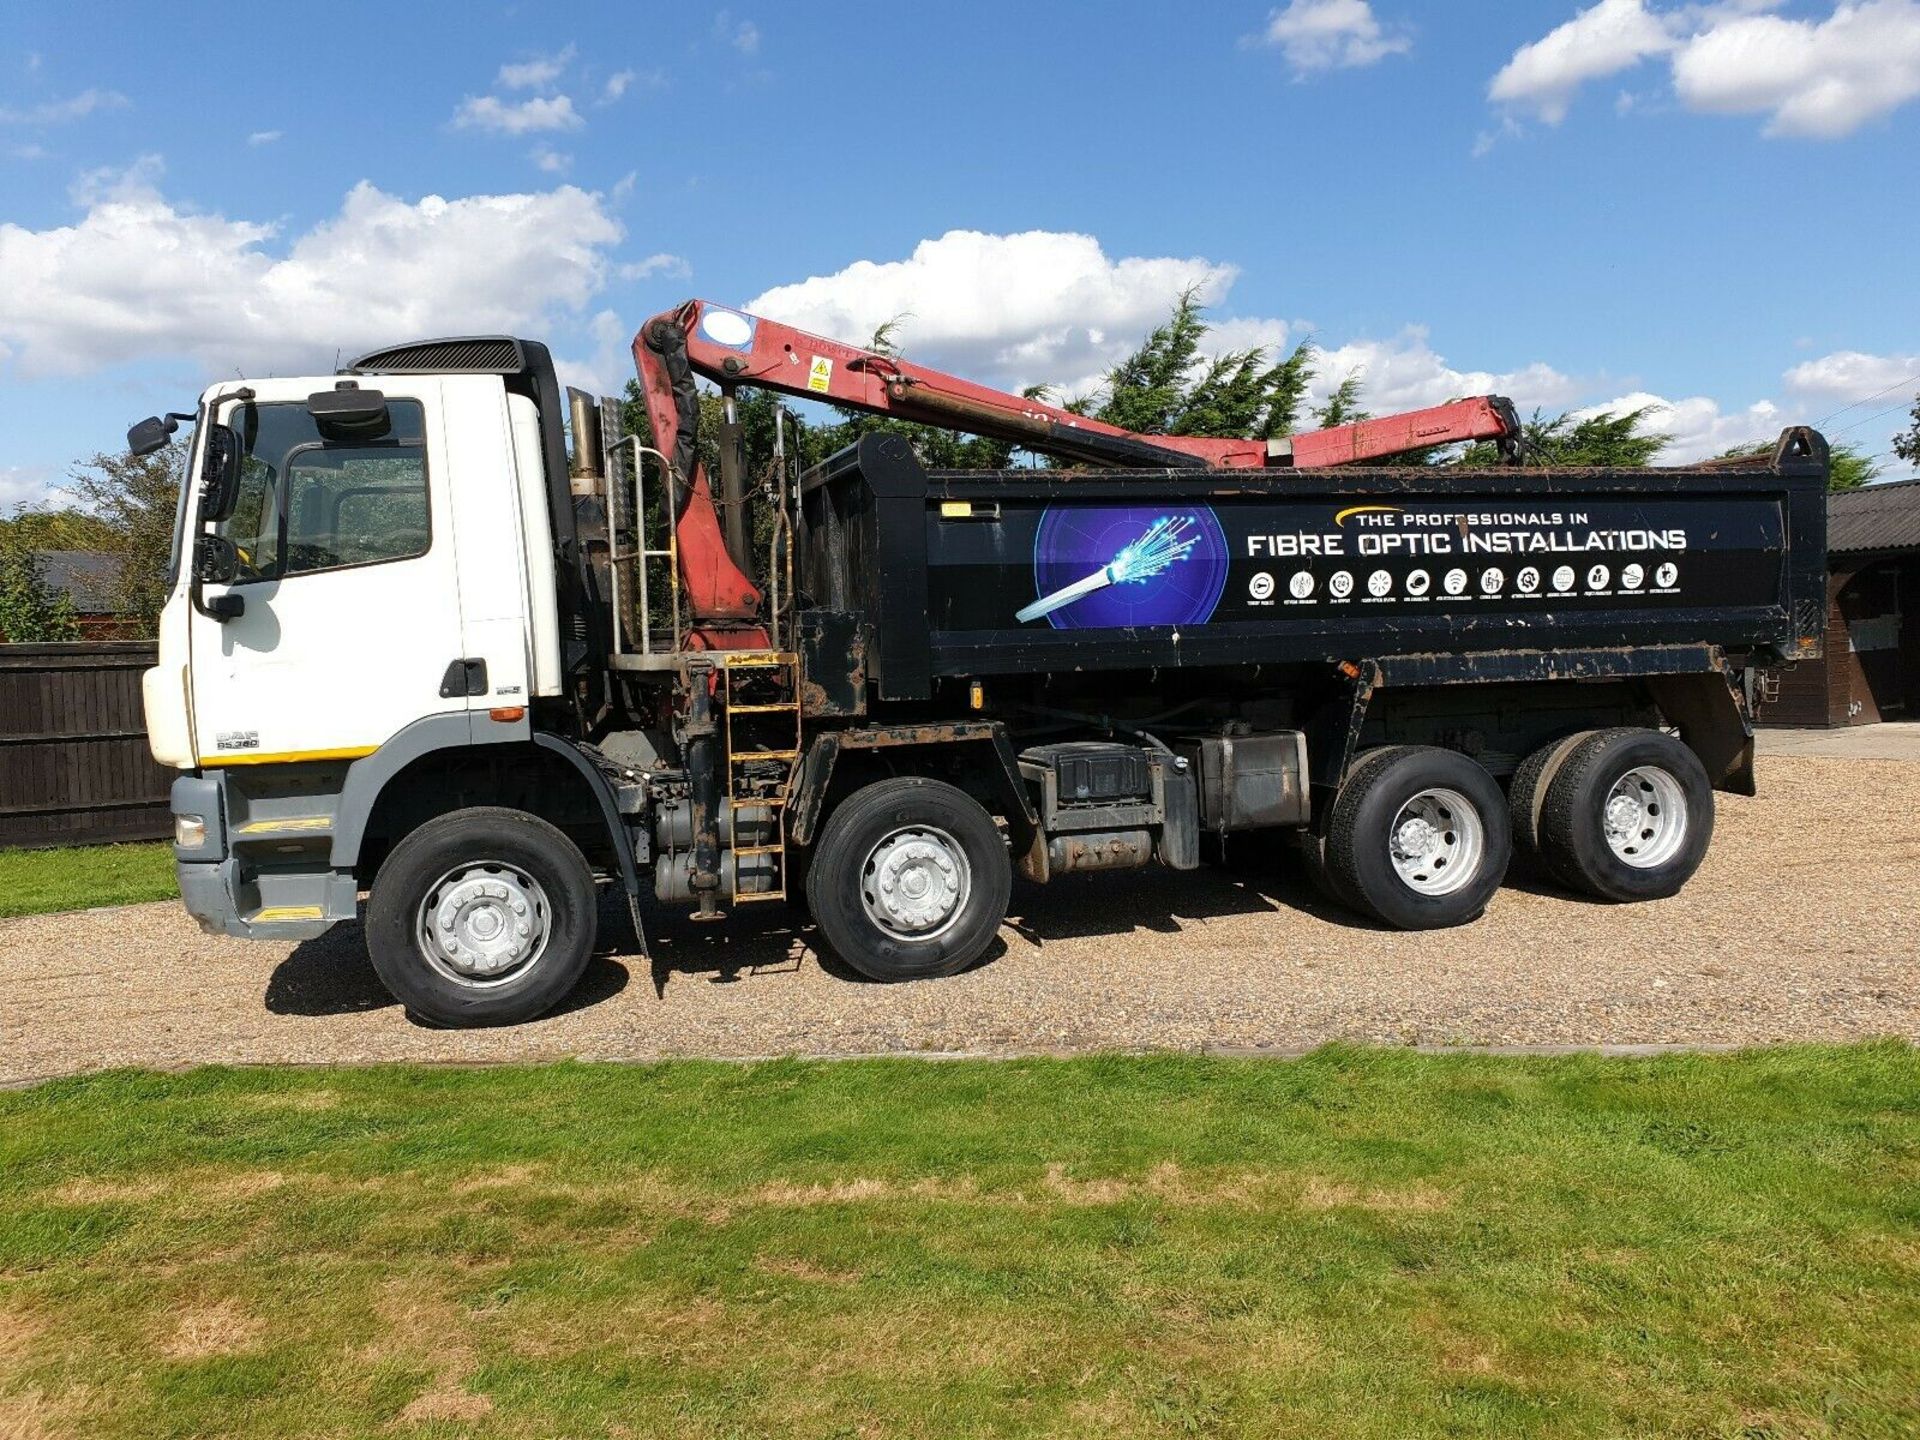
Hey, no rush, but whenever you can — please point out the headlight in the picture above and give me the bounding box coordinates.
[175,815,208,849]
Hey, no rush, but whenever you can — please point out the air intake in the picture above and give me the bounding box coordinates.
[346,336,528,375]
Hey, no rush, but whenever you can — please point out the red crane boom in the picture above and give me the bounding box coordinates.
[631,299,1520,633]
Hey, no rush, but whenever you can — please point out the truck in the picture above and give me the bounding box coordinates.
[129,300,1830,1025]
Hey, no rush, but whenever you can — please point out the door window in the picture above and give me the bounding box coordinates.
[216,398,431,580]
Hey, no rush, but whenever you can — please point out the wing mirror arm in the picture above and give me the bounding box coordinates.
[185,422,249,621]
[189,534,245,622]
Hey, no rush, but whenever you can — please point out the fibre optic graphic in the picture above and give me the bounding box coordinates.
[1022,505,1230,629]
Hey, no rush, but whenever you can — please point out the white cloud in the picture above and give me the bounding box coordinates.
[599,68,664,105]
[1577,348,1920,467]
[746,230,1238,398]
[1248,0,1411,73]
[1492,0,1920,136]
[736,227,1920,468]
[1309,328,1581,417]
[714,11,761,54]
[1672,1,1920,136]
[0,88,129,125]
[451,93,583,135]
[9,142,48,161]
[0,464,56,509]
[1488,0,1675,123]
[247,129,282,146]
[0,162,623,378]
[555,308,633,398]
[1575,390,1787,460]
[741,229,1584,426]
[618,252,692,281]
[1783,348,1920,400]
[531,145,571,173]
[498,44,576,90]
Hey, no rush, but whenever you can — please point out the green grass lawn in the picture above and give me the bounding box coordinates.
[0,841,175,918]
[2,1046,1917,1438]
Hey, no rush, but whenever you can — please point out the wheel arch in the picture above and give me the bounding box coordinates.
[1311,647,1755,815]
[331,721,641,897]
[788,723,1037,848]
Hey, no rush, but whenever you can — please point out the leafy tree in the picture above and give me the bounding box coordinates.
[0,508,120,550]
[1717,438,1878,491]
[0,515,80,642]
[1311,371,1370,430]
[1456,407,1668,469]
[1092,290,1318,441]
[61,443,184,637]
[1893,394,1920,467]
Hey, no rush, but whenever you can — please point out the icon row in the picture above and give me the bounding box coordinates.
[1270,561,1679,600]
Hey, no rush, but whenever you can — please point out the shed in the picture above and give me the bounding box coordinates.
[1758,479,1920,727]
[30,550,137,640]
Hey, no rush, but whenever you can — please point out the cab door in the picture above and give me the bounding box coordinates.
[187,379,467,766]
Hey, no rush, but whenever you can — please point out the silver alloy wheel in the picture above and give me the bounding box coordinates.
[1387,787,1484,896]
[415,860,552,988]
[860,824,972,941]
[1602,765,1688,869]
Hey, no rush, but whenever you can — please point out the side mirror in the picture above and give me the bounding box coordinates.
[199,424,244,523]
[307,386,389,435]
[193,533,242,586]
[128,415,178,456]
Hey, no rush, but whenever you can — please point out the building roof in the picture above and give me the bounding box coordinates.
[1828,478,1920,557]
[32,550,128,614]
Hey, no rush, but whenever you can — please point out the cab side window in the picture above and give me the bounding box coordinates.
[285,447,431,574]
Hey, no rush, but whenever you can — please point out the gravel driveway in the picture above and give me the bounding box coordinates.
[4,755,1914,1084]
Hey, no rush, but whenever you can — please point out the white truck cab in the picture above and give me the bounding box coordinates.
[148,373,561,770]
[140,340,629,1025]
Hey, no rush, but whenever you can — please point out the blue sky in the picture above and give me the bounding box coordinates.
[3,0,1918,507]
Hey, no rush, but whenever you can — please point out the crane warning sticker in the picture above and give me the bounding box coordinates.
[807,356,834,394]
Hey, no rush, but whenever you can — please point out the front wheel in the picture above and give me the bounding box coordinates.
[364,806,598,1026]
[1538,728,1712,902]
[1326,746,1511,930]
[806,778,1011,982]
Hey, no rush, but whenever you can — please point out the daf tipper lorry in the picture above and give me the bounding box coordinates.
[131,300,1829,1025]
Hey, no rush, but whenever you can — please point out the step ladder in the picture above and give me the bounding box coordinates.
[719,651,802,904]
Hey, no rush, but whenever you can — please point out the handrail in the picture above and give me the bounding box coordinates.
[614,437,680,655]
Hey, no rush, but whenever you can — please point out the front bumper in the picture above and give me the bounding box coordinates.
[172,772,351,943]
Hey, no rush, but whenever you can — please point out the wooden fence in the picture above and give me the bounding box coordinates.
[0,642,172,848]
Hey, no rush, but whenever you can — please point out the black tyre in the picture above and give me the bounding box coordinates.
[1296,746,1403,911]
[1508,731,1596,855]
[365,806,598,1027]
[1538,728,1712,902]
[1326,746,1511,930]
[806,777,1011,982]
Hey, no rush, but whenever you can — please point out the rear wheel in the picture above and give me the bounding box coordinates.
[806,778,1011,982]
[1538,728,1712,901]
[1326,746,1510,929]
[1508,731,1595,856]
[365,806,598,1026]
[1296,746,1400,910]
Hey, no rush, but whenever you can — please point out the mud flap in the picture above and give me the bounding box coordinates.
[1646,669,1756,796]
